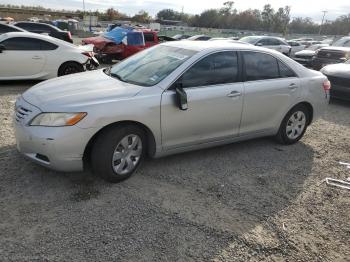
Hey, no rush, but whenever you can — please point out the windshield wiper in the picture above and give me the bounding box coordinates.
[111,72,126,82]
[104,66,112,76]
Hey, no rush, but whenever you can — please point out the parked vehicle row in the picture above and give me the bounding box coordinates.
[240,36,292,56]
[0,32,99,80]
[14,41,330,182]
[0,21,73,43]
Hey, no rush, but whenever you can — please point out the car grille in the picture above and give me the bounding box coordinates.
[317,50,345,60]
[326,75,350,87]
[15,106,32,123]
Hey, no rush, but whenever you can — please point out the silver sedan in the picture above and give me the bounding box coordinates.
[14,41,330,182]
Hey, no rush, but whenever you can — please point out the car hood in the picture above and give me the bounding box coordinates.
[22,69,145,111]
[320,46,350,52]
[82,36,112,45]
[321,63,350,78]
[295,50,316,56]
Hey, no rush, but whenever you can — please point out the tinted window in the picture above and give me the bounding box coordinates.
[144,33,154,42]
[0,24,19,33]
[180,51,239,88]
[269,38,282,45]
[257,38,269,46]
[197,36,211,41]
[278,61,296,78]
[16,23,53,33]
[243,52,279,81]
[1,37,57,50]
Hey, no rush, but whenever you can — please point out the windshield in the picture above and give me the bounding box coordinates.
[332,38,350,47]
[109,45,197,86]
[240,36,260,44]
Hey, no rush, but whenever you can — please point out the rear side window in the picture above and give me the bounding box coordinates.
[144,33,154,42]
[0,24,19,33]
[1,37,57,50]
[243,52,279,81]
[278,61,296,78]
[179,51,239,88]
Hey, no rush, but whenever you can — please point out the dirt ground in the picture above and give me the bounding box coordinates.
[0,81,349,261]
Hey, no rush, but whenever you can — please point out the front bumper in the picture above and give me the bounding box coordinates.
[293,57,313,67]
[15,121,98,172]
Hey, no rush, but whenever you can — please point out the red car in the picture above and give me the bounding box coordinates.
[82,29,159,63]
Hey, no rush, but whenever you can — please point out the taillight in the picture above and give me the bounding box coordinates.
[323,80,331,91]
[82,52,94,57]
[67,31,72,40]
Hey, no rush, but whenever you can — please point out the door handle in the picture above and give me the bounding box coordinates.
[32,56,42,60]
[288,83,298,90]
[227,91,242,98]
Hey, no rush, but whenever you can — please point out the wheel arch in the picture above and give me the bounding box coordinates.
[83,120,157,168]
[57,61,84,76]
[295,101,313,125]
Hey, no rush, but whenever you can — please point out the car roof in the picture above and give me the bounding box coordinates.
[162,40,273,52]
[14,21,59,29]
[0,32,75,47]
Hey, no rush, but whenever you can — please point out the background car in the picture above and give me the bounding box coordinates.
[321,61,350,101]
[313,36,350,70]
[14,21,73,43]
[287,41,305,56]
[0,23,26,35]
[14,41,329,183]
[0,32,99,80]
[82,27,159,63]
[294,44,329,67]
[186,35,212,41]
[172,34,190,40]
[240,36,292,56]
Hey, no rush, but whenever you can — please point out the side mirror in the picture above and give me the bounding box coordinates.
[256,42,263,47]
[0,44,5,53]
[175,83,188,111]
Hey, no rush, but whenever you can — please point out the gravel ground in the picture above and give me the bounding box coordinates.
[0,81,349,261]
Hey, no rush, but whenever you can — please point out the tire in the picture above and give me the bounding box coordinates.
[91,125,146,183]
[275,104,310,145]
[58,62,84,76]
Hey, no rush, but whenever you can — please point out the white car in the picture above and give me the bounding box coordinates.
[0,32,99,80]
[287,41,305,56]
[240,36,292,56]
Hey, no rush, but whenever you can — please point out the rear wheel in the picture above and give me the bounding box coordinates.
[91,125,146,183]
[58,62,84,76]
[276,105,309,144]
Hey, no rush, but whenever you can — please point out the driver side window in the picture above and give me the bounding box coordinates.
[176,51,239,88]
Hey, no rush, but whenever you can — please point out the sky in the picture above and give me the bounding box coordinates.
[1,0,349,22]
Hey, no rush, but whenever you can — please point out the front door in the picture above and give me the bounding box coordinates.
[161,51,244,150]
[0,37,45,79]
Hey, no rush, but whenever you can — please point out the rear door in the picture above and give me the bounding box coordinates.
[240,51,301,135]
[161,51,244,149]
[0,37,46,78]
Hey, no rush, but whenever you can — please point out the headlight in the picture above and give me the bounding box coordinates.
[30,112,87,127]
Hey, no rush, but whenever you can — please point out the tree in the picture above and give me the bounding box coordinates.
[132,10,152,23]
[261,4,275,31]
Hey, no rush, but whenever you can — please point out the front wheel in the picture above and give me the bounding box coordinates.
[91,125,146,183]
[275,105,309,145]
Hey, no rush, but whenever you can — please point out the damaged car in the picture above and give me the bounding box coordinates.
[82,26,159,63]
